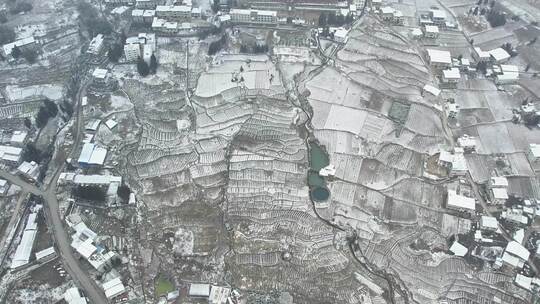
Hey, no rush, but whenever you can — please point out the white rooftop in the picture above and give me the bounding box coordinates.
[380,6,394,14]
[35,246,55,260]
[92,68,108,79]
[443,68,461,79]
[449,241,468,257]
[10,131,27,144]
[105,119,118,129]
[489,48,511,62]
[505,241,530,261]
[189,283,211,297]
[425,25,439,33]
[480,216,498,230]
[423,84,441,96]
[515,274,532,290]
[491,176,508,187]
[427,49,452,65]
[529,144,540,157]
[492,187,508,200]
[64,287,88,304]
[431,9,446,19]
[447,190,475,211]
[474,47,490,58]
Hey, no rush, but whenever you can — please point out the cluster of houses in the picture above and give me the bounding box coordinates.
[130,0,202,34]
[426,44,519,86]
[437,141,540,293]
[67,216,126,301]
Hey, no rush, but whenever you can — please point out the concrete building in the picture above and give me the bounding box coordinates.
[78,143,108,167]
[189,283,211,297]
[457,135,477,152]
[1,36,38,60]
[111,6,130,16]
[136,0,162,8]
[489,47,511,63]
[132,9,144,22]
[0,179,9,195]
[35,246,55,262]
[449,240,468,257]
[333,28,348,43]
[87,34,104,55]
[490,187,509,204]
[502,209,529,226]
[495,64,519,84]
[143,9,156,23]
[92,68,110,84]
[423,25,439,38]
[480,216,498,231]
[60,173,122,186]
[210,286,231,304]
[124,43,141,62]
[17,161,39,180]
[10,131,27,147]
[191,7,201,18]
[103,278,126,300]
[502,241,530,268]
[64,287,88,304]
[472,47,490,63]
[230,9,277,24]
[0,145,22,165]
[380,6,394,22]
[11,208,40,269]
[427,49,452,68]
[143,44,153,64]
[446,190,476,213]
[442,67,460,83]
[527,143,540,171]
[152,17,178,33]
[430,9,446,26]
[156,5,191,20]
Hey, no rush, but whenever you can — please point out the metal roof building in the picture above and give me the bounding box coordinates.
[103,277,126,299]
[189,283,211,297]
[64,287,88,304]
[10,210,39,269]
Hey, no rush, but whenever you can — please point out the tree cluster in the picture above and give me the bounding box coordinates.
[476,61,487,74]
[76,0,112,36]
[211,0,220,13]
[107,44,123,62]
[73,185,106,202]
[137,57,150,76]
[239,44,268,54]
[208,34,226,55]
[0,25,15,45]
[318,12,353,27]
[21,142,46,164]
[117,184,131,202]
[486,9,506,27]
[21,49,38,63]
[60,99,74,118]
[136,54,158,76]
[35,99,58,129]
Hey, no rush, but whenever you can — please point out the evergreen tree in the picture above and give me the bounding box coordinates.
[11,45,21,58]
[107,44,123,63]
[318,13,327,27]
[149,54,158,74]
[136,57,150,76]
